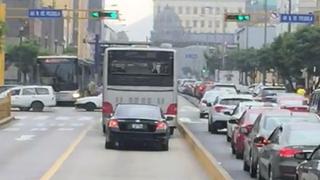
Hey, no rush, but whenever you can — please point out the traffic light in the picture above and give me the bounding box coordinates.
[90,10,119,19]
[225,14,250,22]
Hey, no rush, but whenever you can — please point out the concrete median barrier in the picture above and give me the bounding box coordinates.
[178,122,233,180]
[0,95,13,126]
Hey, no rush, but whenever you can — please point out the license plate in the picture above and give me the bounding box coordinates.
[131,124,144,129]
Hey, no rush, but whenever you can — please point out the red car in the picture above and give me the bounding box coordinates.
[277,94,308,112]
[231,109,270,159]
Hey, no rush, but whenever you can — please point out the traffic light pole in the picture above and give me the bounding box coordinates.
[94,34,101,84]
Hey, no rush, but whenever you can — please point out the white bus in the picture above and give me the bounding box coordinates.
[36,56,94,103]
[102,47,177,134]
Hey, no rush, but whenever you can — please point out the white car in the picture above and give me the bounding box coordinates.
[199,90,236,118]
[208,94,253,134]
[2,85,56,112]
[225,101,278,142]
[75,94,102,111]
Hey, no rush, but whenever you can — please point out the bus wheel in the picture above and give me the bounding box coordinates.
[31,101,44,112]
[170,127,174,135]
[85,102,96,112]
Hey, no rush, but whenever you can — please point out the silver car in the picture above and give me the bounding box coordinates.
[208,94,253,134]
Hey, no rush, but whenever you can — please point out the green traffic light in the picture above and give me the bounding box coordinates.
[90,10,119,19]
[236,15,250,21]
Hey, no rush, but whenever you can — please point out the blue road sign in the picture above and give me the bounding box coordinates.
[280,13,314,24]
[28,9,62,18]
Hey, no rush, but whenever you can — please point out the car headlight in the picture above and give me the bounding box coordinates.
[73,92,80,98]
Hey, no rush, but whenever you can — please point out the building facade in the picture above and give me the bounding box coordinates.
[153,0,246,34]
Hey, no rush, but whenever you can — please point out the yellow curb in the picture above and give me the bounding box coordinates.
[178,122,233,180]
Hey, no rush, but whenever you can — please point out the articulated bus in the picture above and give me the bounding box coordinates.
[36,56,94,103]
[102,47,177,134]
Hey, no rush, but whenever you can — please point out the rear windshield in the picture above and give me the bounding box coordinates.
[262,89,286,96]
[220,98,252,106]
[213,87,237,94]
[263,116,319,130]
[246,113,261,123]
[115,105,162,120]
[287,130,320,145]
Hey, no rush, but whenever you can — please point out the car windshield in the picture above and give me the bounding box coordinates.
[262,88,286,96]
[220,98,252,106]
[287,130,320,145]
[264,116,319,130]
[115,105,162,120]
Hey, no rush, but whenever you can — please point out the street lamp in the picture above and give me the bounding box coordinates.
[54,39,58,53]
[19,26,24,45]
[44,35,48,49]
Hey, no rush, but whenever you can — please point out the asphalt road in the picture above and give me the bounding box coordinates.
[178,95,255,180]
[0,106,209,180]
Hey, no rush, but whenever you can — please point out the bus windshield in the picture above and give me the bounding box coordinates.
[38,58,78,91]
[108,50,174,87]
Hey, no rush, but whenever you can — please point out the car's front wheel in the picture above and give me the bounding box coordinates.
[85,102,96,111]
[31,101,44,112]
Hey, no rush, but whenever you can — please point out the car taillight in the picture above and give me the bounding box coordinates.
[108,119,119,128]
[156,121,167,131]
[214,105,226,113]
[279,147,302,158]
[166,103,177,115]
[103,101,113,115]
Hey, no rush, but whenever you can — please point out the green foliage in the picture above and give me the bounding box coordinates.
[0,21,5,50]
[63,46,77,55]
[7,40,39,74]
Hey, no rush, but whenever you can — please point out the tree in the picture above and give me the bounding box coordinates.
[7,41,39,84]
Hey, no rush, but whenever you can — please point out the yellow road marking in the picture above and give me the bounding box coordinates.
[40,125,92,180]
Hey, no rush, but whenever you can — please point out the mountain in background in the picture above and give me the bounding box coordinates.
[126,15,153,41]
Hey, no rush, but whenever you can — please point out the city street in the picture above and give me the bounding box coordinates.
[179,95,254,180]
[0,107,209,180]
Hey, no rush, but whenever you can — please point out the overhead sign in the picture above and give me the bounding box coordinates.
[28,9,62,18]
[280,13,314,24]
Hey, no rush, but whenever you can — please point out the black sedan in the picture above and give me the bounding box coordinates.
[104,104,170,151]
[295,144,320,180]
[257,122,320,180]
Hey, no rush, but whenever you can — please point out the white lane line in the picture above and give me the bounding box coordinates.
[13,123,24,127]
[36,123,46,127]
[70,123,84,127]
[179,117,207,124]
[78,116,93,121]
[57,128,74,131]
[14,116,27,120]
[55,116,71,121]
[34,116,50,121]
[3,128,20,132]
[15,135,35,141]
[30,128,48,132]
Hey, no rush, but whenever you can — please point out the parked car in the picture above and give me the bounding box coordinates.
[231,107,279,159]
[243,110,320,178]
[104,104,170,151]
[208,94,253,134]
[199,90,229,118]
[0,85,17,93]
[226,101,278,142]
[257,122,320,180]
[1,85,56,112]
[295,144,320,180]
[75,94,102,111]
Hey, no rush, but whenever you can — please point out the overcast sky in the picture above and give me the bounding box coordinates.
[105,0,154,41]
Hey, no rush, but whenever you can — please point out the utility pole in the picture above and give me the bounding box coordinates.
[288,0,292,32]
[263,0,268,85]
[94,34,101,84]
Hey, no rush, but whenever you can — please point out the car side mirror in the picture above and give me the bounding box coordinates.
[224,111,232,116]
[228,119,238,124]
[240,127,249,135]
[253,136,270,147]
